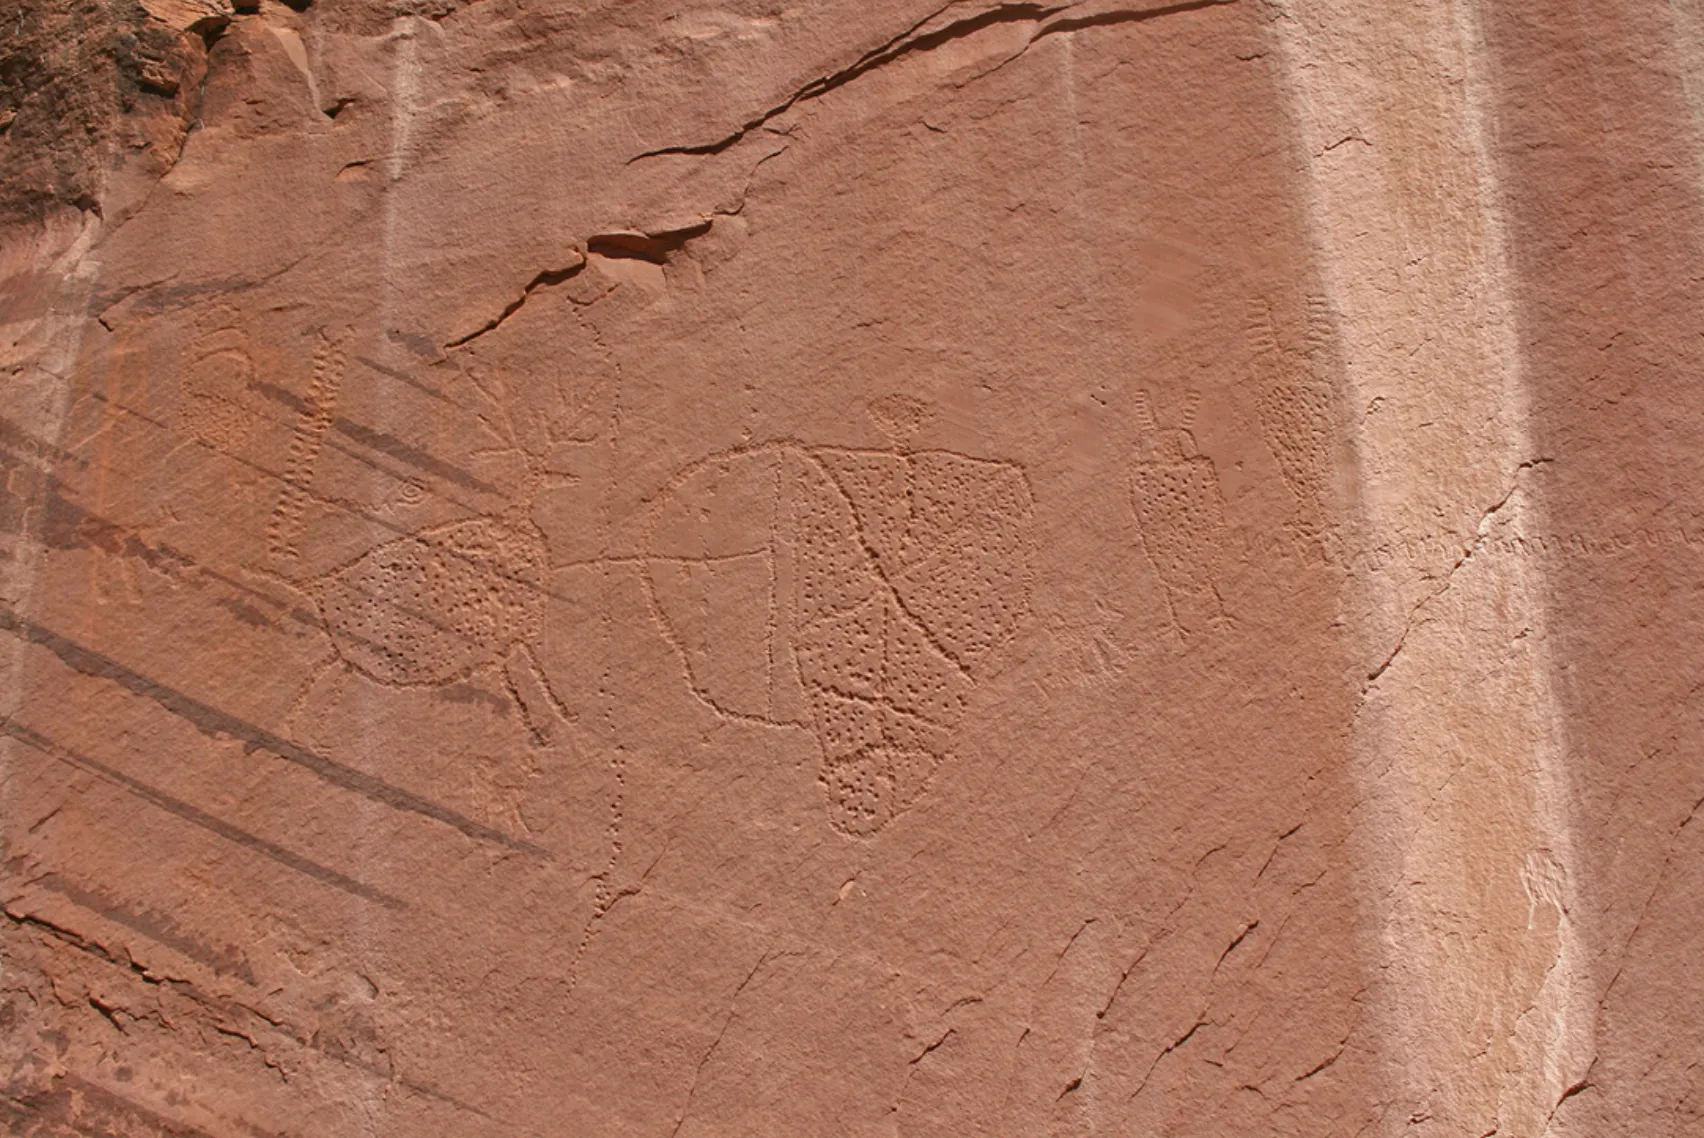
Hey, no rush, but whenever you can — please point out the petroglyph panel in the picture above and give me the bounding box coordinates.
[644,442,1033,835]
[9,3,1702,1136]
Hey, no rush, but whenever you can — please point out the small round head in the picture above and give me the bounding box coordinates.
[868,392,933,449]
[1146,427,1199,463]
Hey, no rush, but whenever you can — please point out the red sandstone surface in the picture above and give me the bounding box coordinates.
[2,1,1702,1135]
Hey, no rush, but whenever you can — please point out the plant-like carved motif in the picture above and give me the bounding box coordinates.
[293,365,575,709]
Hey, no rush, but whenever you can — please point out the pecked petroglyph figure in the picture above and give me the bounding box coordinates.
[309,514,549,691]
[290,364,580,723]
[1248,294,1340,516]
[277,357,621,871]
[179,306,261,452]
[1128,389,1233,637]
[641,405,1034,837]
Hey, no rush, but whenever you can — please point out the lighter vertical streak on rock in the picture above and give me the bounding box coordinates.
[1664,0,1704,196]
[1270,2,1589,1132]
[0,217,100,733]
[342,24,431,1137]
[1450,4,1593,1131]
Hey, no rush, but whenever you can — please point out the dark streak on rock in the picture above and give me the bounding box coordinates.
[251,381,502,495]
[37,872,257,984]
[1,716,408,908]
[0,609,545,856]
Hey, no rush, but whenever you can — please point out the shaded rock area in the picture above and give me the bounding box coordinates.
[1,1,1702,1135]
[0,0,228,228]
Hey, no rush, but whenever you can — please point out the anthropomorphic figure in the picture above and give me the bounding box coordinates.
[1128,390,1233,637]
[1248,295,1339,520]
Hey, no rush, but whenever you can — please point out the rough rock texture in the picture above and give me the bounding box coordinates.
[1,0,1700,1134]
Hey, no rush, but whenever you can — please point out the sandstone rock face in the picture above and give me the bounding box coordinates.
[1,1,1701,1135]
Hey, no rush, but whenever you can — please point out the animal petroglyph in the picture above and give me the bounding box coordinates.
[642,436,1034,837]
[1128,389,1232,637]
[1248,295,1339,515]
[277,356,618,911]
[310,516,548,688]
[256,348,631,1007]
[281,356,592,742]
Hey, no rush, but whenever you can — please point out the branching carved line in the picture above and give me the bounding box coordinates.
[638,434,1033,835]
[805,448,978,681]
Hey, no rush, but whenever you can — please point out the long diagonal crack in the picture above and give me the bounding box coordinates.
[1363,458,1553,689]
[627,0,1239,163]
[465,2,1241,349]
[669,948,785,1138]
[444,261,586,349]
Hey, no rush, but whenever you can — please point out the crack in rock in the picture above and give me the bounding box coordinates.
[1363,458,1554,689]
[1128,1018,1207,1102]
[443,258,587,349]
[444,220,723,349]
[627,0,1238,163]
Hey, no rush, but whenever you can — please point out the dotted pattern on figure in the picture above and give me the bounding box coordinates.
[179,308,260,451]
[312,517,547,686]
[290,362,580,693]
[275,353,612,805]
[643,436,1033,837]
[1248,295,1339,515]
[1128,390,1233,637]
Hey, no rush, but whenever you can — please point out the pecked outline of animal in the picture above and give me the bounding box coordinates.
[638,412,1034,838]
[281,360,594,737]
